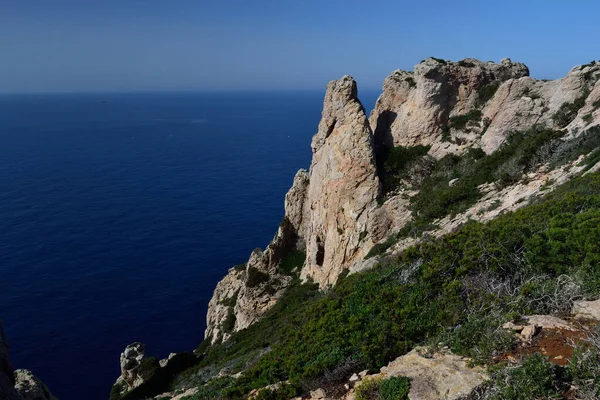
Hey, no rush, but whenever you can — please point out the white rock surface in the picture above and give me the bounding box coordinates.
[356,347,487,400]
[573,298,600,320]
[14,369,59,400]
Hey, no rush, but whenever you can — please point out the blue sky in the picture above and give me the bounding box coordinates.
[1,0,598,93]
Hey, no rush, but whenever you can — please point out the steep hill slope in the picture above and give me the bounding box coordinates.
[111,57,600,400]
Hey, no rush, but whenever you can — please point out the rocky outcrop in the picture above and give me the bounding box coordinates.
[481,61,600,153]
[370,58,600,159]
[300,76,381,287]
[203,233,294,344]
[13,370,58,400]
[352,347,487,400]
[370,58,529,158]
[573,298,600,320]
[205,76,381,341]
[114,342,147,395]
[113,343,197,398]
[205,58,600,343]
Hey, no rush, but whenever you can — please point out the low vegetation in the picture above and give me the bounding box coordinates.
[378,145,431,194]
[448,109,482,130]
[355,376,410,400]
[161,171,600,399]
[552,93,588,127]
[404,77,416,88]
[246,266,270,287]
[478,82,500,104]
[410,126,565,224]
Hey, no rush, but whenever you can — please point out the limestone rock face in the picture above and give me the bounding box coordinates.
[300,76,381,288]
[284,169,310,244]
[13,370,58,400]
[0,323,21,400]
[481,61,600,153]
[573,298,600,320]
[370,58,529,158]
[205,58,600,342]
[118,342,146,390]
[204,223,295,344]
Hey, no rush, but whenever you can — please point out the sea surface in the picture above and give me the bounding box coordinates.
[0,90,379,400]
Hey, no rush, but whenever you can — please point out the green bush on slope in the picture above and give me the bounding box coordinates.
[355,376,411,400]
[174,172,600,399]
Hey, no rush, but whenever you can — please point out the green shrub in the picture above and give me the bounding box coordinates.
[379,376,411,399]
[279,249,306,275]
[355,377,381,400]
[365,235,400,259]
[233,263,246,272]
[246,267,270,287]
[253,384,297,400]
[449,110,482,130]
[552,95,588,127]
[593,99,600,110]
[549,126,600,168]
[458,60,476,68]
[355,376,410,400]
[425,57,448,64]
[410,126,564,224]
[404,77,416,88]
[173,173,600,399]
[220,289,239,307]
[138,357,160,380]
[478,83,500,104]
[379,145,431,195]
[486,354,566,400]
[222,308,236,332]
[583,113,594,123]
[568,339,600,397]
[109,382,124,400]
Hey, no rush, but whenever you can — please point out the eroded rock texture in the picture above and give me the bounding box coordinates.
[300,76,381,287]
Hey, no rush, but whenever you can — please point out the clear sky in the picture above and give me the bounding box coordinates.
[1,0,598,93]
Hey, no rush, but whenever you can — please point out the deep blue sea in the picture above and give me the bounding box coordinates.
[0,90,379,400]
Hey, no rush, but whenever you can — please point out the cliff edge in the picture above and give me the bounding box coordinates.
[205,58,600,345]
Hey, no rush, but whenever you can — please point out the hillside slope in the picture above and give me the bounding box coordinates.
[111,57,600,400]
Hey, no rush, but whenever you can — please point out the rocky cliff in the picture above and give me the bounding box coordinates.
[205,57,600,344]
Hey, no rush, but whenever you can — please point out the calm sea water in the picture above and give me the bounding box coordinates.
[0,90,379,400]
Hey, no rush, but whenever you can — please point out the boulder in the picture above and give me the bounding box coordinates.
[14,369,59,400]
[361,347,488,400]
[573,298,600,320]
[113,342,147,395]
